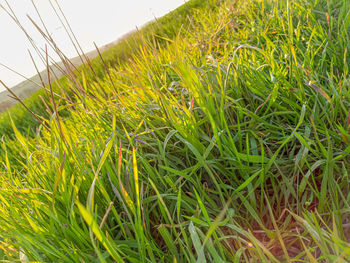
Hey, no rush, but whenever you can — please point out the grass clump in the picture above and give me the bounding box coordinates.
[0,0,209,136]
[0,0,350,262]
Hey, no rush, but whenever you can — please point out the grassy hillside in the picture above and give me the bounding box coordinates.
[0,40,118,113]
[0,0,350,262]
[0,0,210,136]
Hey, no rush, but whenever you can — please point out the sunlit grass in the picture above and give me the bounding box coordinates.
[0,0,350,261]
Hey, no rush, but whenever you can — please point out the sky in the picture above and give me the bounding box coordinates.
[0,0,186,90]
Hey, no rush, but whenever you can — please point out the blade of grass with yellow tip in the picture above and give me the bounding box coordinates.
[75,200,125,262]
[118,143,135,213]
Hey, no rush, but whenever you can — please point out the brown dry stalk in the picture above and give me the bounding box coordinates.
[0,80,49,131]
[100,202,114,229]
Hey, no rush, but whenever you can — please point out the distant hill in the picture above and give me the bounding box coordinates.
[0,40,119,112]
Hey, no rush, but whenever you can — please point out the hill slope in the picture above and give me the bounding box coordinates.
[0,0,350,262]
[0,40,118,112]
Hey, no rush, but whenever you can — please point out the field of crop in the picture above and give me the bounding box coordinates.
[0,0,350,262]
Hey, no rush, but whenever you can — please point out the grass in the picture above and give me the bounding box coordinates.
[0,0,350,261]
[0,0,212,136]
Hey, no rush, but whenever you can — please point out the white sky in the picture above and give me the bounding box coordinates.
[0,0,186,90]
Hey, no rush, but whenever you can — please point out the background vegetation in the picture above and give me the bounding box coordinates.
[0,0,349,262]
